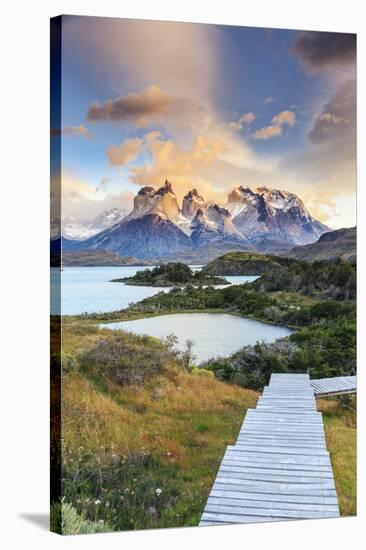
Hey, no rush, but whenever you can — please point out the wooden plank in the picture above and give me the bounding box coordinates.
[209,491,338,507]
[216,471,333,484]
[199,373,340,526]
[219,465,332,478]
[203,504,339,519]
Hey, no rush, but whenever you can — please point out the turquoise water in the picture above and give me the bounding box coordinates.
[101,312,293,363]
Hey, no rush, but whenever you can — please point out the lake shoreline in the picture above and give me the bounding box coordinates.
[99,311,294,363]
[64,302,298,332]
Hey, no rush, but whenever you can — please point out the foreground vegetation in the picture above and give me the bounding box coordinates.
[53,318,356,532]
[54,320,258,533]
[53,256,356,532]
[111,262,229,287]
[318,396,357,516]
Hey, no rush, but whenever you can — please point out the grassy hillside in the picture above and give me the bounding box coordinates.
[56,319,258,533]
[201,251,293,276]
[288,227,356,262]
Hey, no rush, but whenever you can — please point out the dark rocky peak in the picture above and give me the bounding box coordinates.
[184,188,204,201]
[155,179,175,196]
[182,188,206,219]
[256,193,269,222]
[138,186,154,196]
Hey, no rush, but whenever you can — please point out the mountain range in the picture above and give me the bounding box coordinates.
[62,180,329,260]
[62,208,128,240]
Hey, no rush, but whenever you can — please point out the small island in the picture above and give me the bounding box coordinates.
[110,262,230,287]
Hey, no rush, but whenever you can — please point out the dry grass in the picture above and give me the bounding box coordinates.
[317,397,356,516]
[59,319,259,530]
[58,319,356,530]
[62,369,258,469]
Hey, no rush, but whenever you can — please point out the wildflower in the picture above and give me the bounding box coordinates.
[124,488,130,493]
[156,488,162,496]
[105,501,110,507]
[95,499,101,505]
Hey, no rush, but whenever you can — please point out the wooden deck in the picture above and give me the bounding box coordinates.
[311,375,356,397]
[199,373,340,526]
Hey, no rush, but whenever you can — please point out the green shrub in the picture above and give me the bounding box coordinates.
[50,500,110,535]
[191,367,214,377]
[78,332,175,387]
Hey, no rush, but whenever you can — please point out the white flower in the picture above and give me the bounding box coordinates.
[156,488,162,496]
[94,499,101,505]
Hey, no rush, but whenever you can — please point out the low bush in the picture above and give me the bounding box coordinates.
[78,332,176,387]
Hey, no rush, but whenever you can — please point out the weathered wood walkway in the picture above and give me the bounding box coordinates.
[199,373,340,526]
[311,375,356,397]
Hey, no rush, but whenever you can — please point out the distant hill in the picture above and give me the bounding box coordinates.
[288,227,356,262]
[62,251,153,267]
[201,251,293,276]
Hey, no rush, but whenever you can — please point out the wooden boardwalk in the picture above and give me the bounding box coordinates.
[311,375,356,397]
[199,373,340,526]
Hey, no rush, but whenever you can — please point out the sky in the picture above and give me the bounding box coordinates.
[54,16,357,228]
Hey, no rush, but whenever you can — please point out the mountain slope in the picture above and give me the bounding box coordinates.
[226,186,328,247]
[84,213,194,259]
[288,227,356,262]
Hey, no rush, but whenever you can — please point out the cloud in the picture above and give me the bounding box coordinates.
[87,85,172,126]
[254,110,296,140]
[126,128,276,203]
[87,84,211,133]
[96,177,112,193]
[263,96,275,104]
[272,110,296,127]
[107,138,143,166]
[308,80,355,148]
[51,124,93,139]
[228,112,256,131]
[61,172,134,220]
[128,134,226,199]
[253,125,282,140]
[293,31,356,74]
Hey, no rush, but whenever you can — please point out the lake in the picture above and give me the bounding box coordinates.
[54,267,259,315]
[101,312,293,363]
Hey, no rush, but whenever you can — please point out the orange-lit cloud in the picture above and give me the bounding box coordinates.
[254,110,296,140]
[107,138,143,166]
[228,112,256,131]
